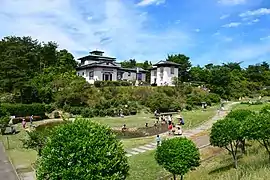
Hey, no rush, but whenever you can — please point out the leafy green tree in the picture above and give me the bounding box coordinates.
[0,116,10,135]
[155,137,200,180]
[226,109,254,154]
[244,113,270,161]
[167,54,191,82]
[36,118,129,180]
[210,118,242,168]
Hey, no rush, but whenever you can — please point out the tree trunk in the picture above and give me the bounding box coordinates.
[232,153,238,169]
[180,175,184,180]
[173,174,176,180]
[263,140,270,162]
[241,139,246,154]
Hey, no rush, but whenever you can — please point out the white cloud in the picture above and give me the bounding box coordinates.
[0,0,191,61]
[136,0,165,7]
[260,36,270,40]
[222,22,241,28]
[239,8,270,17]
[218,0,246,5]
[220,14,230,19]
[194,29,200,32]
[246,18,259,25]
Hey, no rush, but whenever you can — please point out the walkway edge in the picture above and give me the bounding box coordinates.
[1,141,20,180]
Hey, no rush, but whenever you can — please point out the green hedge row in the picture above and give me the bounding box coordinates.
[0,103,46,118]
[94,81,131,87]
[63,105,137,118]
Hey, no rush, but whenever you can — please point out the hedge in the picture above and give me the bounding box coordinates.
[94,81,131,87]
[0,103,46,118]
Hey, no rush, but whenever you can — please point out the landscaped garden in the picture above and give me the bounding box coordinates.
[0,36,270,179]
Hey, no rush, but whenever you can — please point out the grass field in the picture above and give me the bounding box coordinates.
[89,105,218,129]
[231,103,269,112]
[127,142,270,180]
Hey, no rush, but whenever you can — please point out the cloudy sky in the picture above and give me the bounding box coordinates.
[0,0,269,66]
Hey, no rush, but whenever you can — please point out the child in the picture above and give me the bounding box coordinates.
[22,119,26,129]
[156,134,161,146]
[168,123,173,135]
[30,115,33,126]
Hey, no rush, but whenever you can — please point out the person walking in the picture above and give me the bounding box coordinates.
[156,134,161,146]
[22,119,26,129]
[30,115,34,126]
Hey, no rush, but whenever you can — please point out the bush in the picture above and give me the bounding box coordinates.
[94,81,132,87]
[44,104,55,113]
[36,118,129,180]
[81,108,94,118]
[0,103,46,118]
[0,116,10,135]
[260,105,270,114]
[155,137,200,180]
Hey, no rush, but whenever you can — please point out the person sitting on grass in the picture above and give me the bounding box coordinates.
[156,134,161,146]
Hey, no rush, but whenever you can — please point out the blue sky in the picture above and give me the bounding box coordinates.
[0,0,269,66]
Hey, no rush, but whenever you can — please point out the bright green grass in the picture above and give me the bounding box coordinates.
[89,105,218,129]
[231,103,269,112]
[127,143,270,180]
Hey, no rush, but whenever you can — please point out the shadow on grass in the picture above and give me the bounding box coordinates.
[208,163,235,175]
[4,130,21,135]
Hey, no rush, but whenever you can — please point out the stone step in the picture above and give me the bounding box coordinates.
[126,151,139,155]
[126,154,132,157]
[131,148,146,153]
[145,144,156,148]
[139,146,155,150]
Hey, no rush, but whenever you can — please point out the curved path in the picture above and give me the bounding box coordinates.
[125,102,238,157]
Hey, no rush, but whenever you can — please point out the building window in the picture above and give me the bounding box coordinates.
[137,73,142,80]
[160,67,164,74]
[77,73,80,76]
[89,71,94,80]
[106,62,109,65]
[171,67,174,74]
[153,70,157,76]
[82,72,85,76]
[128,72,131,76]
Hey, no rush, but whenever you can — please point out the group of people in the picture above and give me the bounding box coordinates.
[155,112,185,146]
[21,115,34,129]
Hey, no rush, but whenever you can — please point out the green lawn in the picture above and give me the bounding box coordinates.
[89,105,218,129]
[231,103,269,112]
[127,143,270,180]
[0,105,218,176]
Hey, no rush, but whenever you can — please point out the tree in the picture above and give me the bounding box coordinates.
[120,59,137,68]
[36,118,129,180]
[166,54,191,82]
[244,113,270,161]
[210,118,242,168]
[226,109,254,154]
[155,137,200,180]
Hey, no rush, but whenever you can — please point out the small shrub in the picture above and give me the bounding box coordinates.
[36,118,129,180]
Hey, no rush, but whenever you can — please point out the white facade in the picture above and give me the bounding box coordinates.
[150,61,180,86]
[76,50,146,84]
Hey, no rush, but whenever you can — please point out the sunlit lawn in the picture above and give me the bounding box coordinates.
[231,103,269,112]
[0,105,218,175]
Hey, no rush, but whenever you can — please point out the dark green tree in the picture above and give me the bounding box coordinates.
[36,118,129,180]
[155,137,200,180]
[210,118,242,168]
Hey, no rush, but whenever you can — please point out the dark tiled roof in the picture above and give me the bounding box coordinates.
[76,63,148,72]
[78,54,116,61]
[152,60,180,67]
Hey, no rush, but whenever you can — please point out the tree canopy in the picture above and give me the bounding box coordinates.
[36,118,129,180]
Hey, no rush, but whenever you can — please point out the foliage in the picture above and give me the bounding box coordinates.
[36,118,129,180]
[0,103,46,118]
[226,109,254,154]
[210,118,242,168]
[22,120,68,155]
[0,116,10,135]
[155,137,200,180]
[260,104,270,114]
[244,113,270,161]
[94,80,131,87]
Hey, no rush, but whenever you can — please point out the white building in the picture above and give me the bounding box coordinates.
[150,60,180,86]
[76,50,147,84]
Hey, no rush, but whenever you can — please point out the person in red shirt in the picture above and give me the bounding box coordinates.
[168,122,173,135]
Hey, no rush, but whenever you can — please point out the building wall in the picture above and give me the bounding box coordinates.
[150,67,178,86]
[77,68,146,83]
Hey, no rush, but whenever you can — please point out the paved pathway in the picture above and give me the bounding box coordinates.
[0,142,18,180]
[125,102,238,157]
